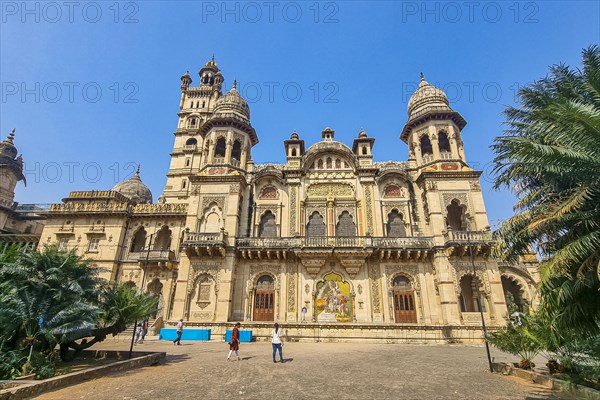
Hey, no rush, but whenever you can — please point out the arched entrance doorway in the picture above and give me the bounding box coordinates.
[392,276,417,323]
[253,275,275,321]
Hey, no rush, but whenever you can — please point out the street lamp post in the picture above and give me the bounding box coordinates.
[466,227,494,373]
[128,233,154,359]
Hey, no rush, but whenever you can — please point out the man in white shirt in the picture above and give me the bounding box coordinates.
[271,323,284,363]
[173,319,183,345]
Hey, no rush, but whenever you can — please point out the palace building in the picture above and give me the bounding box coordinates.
[36,58,539,341]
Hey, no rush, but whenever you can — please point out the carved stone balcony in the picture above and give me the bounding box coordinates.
[181,231,227,257]
[125,249,177,267]
[236,236,435,261]
[444,229,495,257]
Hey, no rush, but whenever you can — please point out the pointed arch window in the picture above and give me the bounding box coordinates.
[446,199,466,231]
[386,210,406,237]
[326,157,332,169]
[306,211,326,236]
[130,228,147,252]
[232,140,242,162]
[336,211,356,237]
[317,159,323,169]
[215,137,226,158]
[420,135,433,155]
[439,131,451,153]
[153,226,172,250]
[258,211,277,238]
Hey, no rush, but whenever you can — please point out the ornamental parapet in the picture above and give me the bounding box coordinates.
[132,203,188,215]
[49,202,129,213]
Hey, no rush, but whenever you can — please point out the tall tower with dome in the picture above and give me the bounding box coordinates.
[36,58,539,342]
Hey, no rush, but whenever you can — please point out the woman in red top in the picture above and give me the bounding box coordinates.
[227,322,241,361]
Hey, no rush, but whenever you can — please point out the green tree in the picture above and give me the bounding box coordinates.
[491,46,600,338]
[0,245,157,378]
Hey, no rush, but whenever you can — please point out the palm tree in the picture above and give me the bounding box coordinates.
[491,45,600,338]
[0,244,158,374]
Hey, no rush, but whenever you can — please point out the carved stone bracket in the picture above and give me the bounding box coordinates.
[300,259,326,278]
[338,259,364,278]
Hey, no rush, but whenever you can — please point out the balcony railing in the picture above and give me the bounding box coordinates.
[182,231,226,245]
[236,236,434,249]
[444,230,493,244]
[125,249,176,262]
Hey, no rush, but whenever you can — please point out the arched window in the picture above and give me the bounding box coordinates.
[188,118,197,128]
[259,186,278,200]
[317,159,323,169]
[186,138,197,146]
[215,137,226,158]
[306,211,326,236]
[362,146,367,155]
[386,210,406,237]
[291,148,297,157]
[439,132,451,153]
[393,275,411,290]
[335,159,341,168]
[336,211,356,237]
[232,140,242,162]
[153,226,172,250]
[326,157,332,169]
[501,276,526,313]
[200,204,221,233]
[384,184,402,198]
[420,135,433,155]
[258,211,277,238]
[446,199,466,231]
[130,228,147,252]
[459,275,485,312]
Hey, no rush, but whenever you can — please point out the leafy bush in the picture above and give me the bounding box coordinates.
[487,316,541,369]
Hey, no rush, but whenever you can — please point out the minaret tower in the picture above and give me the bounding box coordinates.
[0,129,25,228]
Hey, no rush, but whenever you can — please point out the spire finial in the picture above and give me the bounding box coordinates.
[7,128,15,143]
[136,164,141,176]
[233,79,237,89]
[212,54,215,62]
[420,71,425,82]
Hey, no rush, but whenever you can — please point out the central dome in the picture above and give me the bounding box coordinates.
[407,74,450,118]
[112,166,153,204]
[214,81,250,121]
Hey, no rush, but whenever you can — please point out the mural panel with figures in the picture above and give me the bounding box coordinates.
[315,272,352,322]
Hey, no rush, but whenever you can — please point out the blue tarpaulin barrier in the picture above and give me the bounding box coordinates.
[225,330,252,342]
[159,328,211,341]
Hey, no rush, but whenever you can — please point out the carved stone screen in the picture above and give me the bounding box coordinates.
[307,211,326,236]
[336,211,356,237]
[387,210,406,237]
[258,211,277,237]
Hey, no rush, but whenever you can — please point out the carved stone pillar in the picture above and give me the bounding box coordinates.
[429,126,440,160]
[327,199,335,237]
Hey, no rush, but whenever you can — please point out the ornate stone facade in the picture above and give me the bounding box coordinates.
[37,59,540,334]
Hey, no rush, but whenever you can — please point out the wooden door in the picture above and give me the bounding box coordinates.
[253,290,274,321]
[393,290,417,323]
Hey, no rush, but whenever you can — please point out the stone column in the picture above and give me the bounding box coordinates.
[429,126,440,160]
[327,199,335,237]
[433,251,461,325]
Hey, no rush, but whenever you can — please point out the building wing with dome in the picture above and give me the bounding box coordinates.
[37,58,539,341]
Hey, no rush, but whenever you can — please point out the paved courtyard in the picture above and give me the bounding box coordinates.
[34,337,564,400]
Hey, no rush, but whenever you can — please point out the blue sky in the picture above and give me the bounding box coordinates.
[1,0,599,228]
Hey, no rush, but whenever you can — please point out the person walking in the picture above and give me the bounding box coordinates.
[227,322,241,361]
[134,323,143,345]
[271,323,284,363]
[173,318,183,345]
[140,318,149,344]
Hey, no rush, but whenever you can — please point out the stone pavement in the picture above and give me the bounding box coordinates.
[33,337,566,400]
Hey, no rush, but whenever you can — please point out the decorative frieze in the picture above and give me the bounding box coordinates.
[368,262,381,313]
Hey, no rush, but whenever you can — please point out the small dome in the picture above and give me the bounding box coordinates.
[112,165,153,204]
[358,129,367,138]
[214,81,250,121]
[201,55,220,72]
[290,130,299,140]
[407,73,450,118]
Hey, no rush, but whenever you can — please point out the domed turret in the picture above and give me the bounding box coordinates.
[112,165,153,204]
[407,72,451,118]
[213,80,250,121]
[0,129,18,161]
[290,130,299,140]
[180,70,192,90]
[199,55,221,86]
